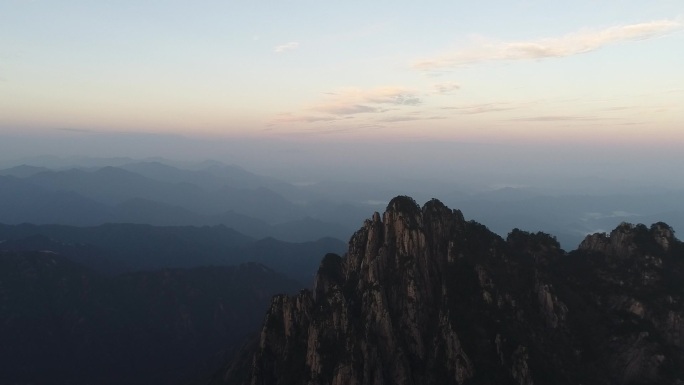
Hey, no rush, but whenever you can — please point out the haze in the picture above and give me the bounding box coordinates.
[1,0,684,249]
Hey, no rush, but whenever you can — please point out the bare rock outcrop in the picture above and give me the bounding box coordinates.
[211,196,684,385]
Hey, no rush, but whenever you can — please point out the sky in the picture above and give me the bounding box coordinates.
[1,1,683,184]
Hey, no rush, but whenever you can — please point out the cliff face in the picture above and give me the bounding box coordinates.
[214,196,684,385]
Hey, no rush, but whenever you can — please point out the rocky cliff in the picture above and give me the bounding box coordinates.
[209,196,684,385]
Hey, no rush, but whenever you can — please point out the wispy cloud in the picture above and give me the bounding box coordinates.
[413,19,682,70]
[510,115,606,122]
[274,42,300,53]
[273,113,339,123]
[599,106,632,112]
[433,81,461,94]
[271,86,425,131]
[315,104,377,115]
[377,115,422,123]
[311,87,421,115]
[375,115,447,123]
[442,102,519,114]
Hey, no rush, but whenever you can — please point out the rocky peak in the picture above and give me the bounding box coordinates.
[386,195,422,221]
[578,221,677,258]
[212,196,684,385]
[578,222,637,257]
[506,229,563,266]
[651,222,675,252]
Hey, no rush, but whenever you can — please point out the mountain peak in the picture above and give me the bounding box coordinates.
[386,195,420,214]
[213,195,684,385]
[579,220,677,256]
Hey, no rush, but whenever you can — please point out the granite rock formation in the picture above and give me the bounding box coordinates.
[210,196,684,385]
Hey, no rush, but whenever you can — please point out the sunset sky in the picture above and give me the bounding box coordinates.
[2,1,682,145]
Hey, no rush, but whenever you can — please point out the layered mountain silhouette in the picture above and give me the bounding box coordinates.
[0,162,362,243]
[212,196,684,385]
[4,159,684,250]
[0,223,345,283]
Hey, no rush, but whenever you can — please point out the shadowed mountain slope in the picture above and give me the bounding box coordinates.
[0,251,302,385]
[0,223,346,283]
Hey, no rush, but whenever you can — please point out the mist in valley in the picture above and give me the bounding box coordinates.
[2,130,683,252]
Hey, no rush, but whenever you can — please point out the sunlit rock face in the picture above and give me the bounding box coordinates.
[211,196,684,385]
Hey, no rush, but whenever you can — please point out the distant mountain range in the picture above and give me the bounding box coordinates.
[0,161,365,243]
[2,156,684,250]
[0,223,346,284]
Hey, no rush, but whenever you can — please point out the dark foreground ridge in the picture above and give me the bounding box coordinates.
[0,253,301,385]
[209,196,684,385]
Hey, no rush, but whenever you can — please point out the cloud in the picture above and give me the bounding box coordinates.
[510,115,605,122]
[434,82,461,94]
[442,102,518,114]
[413,19,682,69]
[272,86,424,129]
[376,115,422,123]
[274,42,300,53]
[337,87,421,105]
[274,114,339,123]
[314,104,377,115]
[310,86,422,115]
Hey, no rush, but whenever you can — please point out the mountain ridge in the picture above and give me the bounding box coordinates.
[0,164,359,242]
[0,250,302,385]
[212,196,684,385]
[0,222,346,283]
